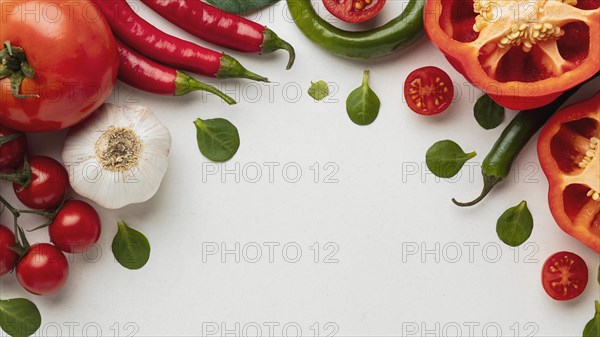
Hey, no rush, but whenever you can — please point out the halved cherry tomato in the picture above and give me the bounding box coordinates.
[323,0,386,23]
[541,251,588,301]
[404,66,454,115]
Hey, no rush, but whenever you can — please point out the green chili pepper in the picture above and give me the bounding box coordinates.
[453,73,599,207]
[285,0,424,59]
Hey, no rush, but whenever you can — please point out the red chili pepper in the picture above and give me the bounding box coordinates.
[140,0,295,70]
[116,39,236,105]
[94,0,267,82]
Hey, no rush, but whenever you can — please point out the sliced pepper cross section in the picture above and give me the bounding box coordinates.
[425,0,600,110]
[538,90,600,253]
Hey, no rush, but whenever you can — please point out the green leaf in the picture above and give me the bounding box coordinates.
[583,301,600,337]
[474,94,505,130]
[346,70,380,126]
[0,298,41,337]
[112,221,151,270]
[425,140,476,178]
[194,118,240,162]
[205,0,279,14]
[496,201,534,247]
[308,81,329,101]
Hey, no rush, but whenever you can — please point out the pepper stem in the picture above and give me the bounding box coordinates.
[452,175,502,207]
[216,54,269,82]
[0,41,38,99]
[174,71,237,105]
[261,28,296,70]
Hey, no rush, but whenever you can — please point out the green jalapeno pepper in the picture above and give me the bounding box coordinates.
[285,0,424,59]
[453,72,599,207]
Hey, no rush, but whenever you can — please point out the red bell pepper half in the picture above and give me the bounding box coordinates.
[424,0,600,110]
[538,90,600,253]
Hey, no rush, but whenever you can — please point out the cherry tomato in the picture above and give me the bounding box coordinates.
[541,251,588,301]
[323,0,387,23]
[49,200,101,253]
[0,0,118,132]
[0,124,27,171]
[16,243,69,296]
[404,66,454,115]
[0,224,19,276]
[13,156,69,210]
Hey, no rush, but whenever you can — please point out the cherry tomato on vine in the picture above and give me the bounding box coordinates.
[323,0,387,23]
[13,156,69,210]
[50,200,101,254]
[541,251,588,301]
[0,224,18,276]
[16,243,69,296]
[404,66,454,116]
[0,124,27,171]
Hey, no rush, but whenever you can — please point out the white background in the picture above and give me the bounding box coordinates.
[1,1,599,336]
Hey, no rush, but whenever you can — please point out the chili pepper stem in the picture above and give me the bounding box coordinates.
[174,71,237,105]
[261,28,296,70]
[452,175,502,207]
[216,54,269,82]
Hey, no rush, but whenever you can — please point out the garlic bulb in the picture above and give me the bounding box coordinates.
[62,104,171,209]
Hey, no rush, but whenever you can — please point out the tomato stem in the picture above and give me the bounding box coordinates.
[0,133,21,147]
[0,158,31,189]
[0,40,39,99]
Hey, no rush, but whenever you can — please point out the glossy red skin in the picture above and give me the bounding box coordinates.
[0,124,27,171]
[0,0,118,132]
[404,66,454,115]
[94,0,222,77]
[116,39,177,95]
[323,0,387,23]
[141,0,265,53]
[541,251,588,301]
[16,243,69,296]
[423,0,600,110]
[14,156,69,210]
[0,224,19,276]
[537,91,600,253]
[50,200,101,253]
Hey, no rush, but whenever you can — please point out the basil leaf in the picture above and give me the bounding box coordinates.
[496,201,534,247]
[425,140,476,178]
[194,118,240,162]
[112,221,151,270]
[206,0,279,14]
[474,94,505,130]
[308,81,329,101]
[0,298,41,337]
[346,70,380,126]
[583,301,600,337]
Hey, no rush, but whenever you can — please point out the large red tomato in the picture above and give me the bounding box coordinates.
[0,0,118,132]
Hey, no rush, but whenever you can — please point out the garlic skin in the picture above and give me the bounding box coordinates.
[62,104,172,209]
